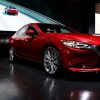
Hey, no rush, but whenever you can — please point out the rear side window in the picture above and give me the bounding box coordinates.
[15,26,28,36]
[60,28,71,33]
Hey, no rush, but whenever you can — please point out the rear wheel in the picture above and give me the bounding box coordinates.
[5,10,7,14]
[9,47,16,62]
[15,13,18,15]
[43,47,61,75]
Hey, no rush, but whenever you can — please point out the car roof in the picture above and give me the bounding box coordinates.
[27,23,60,26]
[30,23,64,27]
[29,23,79,33]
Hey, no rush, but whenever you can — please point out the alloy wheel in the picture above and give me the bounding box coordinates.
[9,47,14,62]
[43,47,60,75]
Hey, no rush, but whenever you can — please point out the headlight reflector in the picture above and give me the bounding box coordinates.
[62,40,91,49]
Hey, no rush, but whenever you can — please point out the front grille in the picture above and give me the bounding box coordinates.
[91,45,100,55]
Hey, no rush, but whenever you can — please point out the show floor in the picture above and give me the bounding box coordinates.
[0,54,100,100]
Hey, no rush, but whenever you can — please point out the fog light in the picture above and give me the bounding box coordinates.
[82,65,86,68]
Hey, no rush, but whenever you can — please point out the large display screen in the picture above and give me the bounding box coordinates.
[95,3,100,34]
[0,4,39,31]
[1,0,92,33]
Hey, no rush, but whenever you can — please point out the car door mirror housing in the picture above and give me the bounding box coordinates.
[26,29,35,36]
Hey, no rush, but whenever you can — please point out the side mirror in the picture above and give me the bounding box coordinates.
[26,29,35,36]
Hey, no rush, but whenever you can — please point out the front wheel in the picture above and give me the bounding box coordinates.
[9,47,16,62]
[43,47,61,75]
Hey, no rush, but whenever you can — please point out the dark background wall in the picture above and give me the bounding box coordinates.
[7,0,95,33]
[96,0,100,3]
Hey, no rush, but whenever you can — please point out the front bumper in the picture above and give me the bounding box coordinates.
[68,68,100,72]
[61,45,100,72]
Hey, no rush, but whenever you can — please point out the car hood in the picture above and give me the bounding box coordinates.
[53,33,100,45]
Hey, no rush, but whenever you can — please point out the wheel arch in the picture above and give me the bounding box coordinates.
[42,43,63,66]
[8,42,12,50]
[42,44,60,56]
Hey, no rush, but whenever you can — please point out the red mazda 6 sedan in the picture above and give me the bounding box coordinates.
[9,23,100,75]
[5,6,18,15]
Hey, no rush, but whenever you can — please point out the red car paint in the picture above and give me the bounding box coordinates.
[7,9,18,15]
[5,6,18,15]
[9,23,100,72]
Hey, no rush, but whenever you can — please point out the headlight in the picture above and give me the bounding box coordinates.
[61,40,91,49]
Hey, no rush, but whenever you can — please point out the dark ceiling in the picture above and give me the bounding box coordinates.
[96,0,100,3]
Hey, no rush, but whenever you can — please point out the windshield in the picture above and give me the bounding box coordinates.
[38,24,78,34]
[8,6,16,9]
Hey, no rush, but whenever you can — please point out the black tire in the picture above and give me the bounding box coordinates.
[43,47,61,75]
[9,47,16,62]
[5,11,7,14]
[15,13,18,16]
